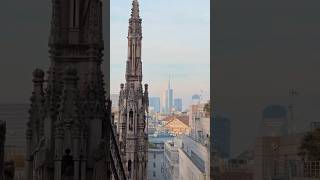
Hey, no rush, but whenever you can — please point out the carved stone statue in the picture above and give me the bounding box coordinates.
[62,149,74,180]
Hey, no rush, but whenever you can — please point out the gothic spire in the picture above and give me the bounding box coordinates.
[126,0,143,82]
[128,0,142,38]
[131,0,140,20]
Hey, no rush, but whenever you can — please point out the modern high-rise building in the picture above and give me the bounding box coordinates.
[174,98,183,112]
[118,0,149,179]
[168,89,173,114]
[192,94,201,105]
[161,91,168,114]
[260,105,288,137]
[213,116,231,158]
[110,94,119,108]
[149,97,160,113]
[161,77,173,114]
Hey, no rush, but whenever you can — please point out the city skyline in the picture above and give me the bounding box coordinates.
[110,0,210,106]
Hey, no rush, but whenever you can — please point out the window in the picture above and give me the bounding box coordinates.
[129,110,133,131]
[153,162,156,168]
[153,153,156,159]
[128,160,132,172]
[153,171,156,177]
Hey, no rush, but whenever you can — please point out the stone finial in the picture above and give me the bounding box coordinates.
[64,66,78,83]
[32,68,45,83]
[131,0,140,19]
[33,68,45,79]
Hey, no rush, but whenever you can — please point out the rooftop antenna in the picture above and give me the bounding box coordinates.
[200,90,204,103]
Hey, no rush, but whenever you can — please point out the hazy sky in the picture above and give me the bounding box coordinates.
[0,0,210,107]
[0,1,50,103]
[110,0,210,108]
[214,0,320,156]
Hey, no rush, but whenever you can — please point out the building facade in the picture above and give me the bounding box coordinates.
[147,148,165,180]
[163,140,181,180]
[217,159,253,180]
[253,133,305,180]
[149,97,160,113]
[161,79,173,115]
[117,0,149,179]
[260,105,288,137]
[163,116,190,135]
[179,135,210,180]
[189,103,211,146]
[147,135,174,180]
[174,98,182,112]
[177,102,210,180]
[213,115,231,158]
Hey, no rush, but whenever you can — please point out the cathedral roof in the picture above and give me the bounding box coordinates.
[163,115,189,126]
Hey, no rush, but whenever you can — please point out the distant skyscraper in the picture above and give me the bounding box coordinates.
[161,91,168,114]
[174,98,182,112]
[260,105,288,137]
[149,97,160,113]
[161,77,173,114]
[213,115,231,158]
[167,77,173,113]
[192,94,201,105]
[0,104,28,150]
[110,94,119,108]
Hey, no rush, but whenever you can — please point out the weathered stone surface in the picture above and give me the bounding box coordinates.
[25,0,117,180]
[4,161,14,180]
[118,0,149,179]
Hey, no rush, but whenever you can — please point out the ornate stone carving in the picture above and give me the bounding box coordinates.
[26,0,124,180]
[118,1,149,179]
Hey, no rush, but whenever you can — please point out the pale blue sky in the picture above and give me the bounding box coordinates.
[110,0,210,108]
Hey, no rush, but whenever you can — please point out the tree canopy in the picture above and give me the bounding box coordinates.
[298,129,320,161]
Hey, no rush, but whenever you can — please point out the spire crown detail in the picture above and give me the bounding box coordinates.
[131,0,140,19]
[126,0,143,82]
